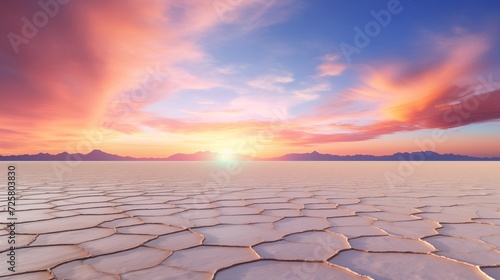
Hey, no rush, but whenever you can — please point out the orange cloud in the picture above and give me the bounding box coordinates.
[275,33,500,146]
[370,34,490,122]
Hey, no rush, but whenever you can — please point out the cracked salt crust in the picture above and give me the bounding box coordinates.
[1,161,499,279]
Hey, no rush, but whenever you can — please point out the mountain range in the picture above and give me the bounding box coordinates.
[0,150,499,161]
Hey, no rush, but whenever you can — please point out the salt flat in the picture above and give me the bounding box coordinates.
[1,162,499,279]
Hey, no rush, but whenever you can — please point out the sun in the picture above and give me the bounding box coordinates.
[218,149,236,162]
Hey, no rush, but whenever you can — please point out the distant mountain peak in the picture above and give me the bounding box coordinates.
[88,149,107,154]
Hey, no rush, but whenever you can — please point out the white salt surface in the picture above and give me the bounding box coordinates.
[0,161,499,279]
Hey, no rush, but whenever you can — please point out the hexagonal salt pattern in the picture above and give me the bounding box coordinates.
[1,161,499,279]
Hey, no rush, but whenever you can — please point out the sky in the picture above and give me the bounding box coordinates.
[1,0,500,158]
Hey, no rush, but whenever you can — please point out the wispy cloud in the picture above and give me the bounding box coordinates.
[247,73,295,91]
[317,54,348,77]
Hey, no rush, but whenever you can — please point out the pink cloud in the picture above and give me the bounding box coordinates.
[317,54,347,77]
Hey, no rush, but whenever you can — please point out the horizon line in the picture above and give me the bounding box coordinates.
[1,149,500,161]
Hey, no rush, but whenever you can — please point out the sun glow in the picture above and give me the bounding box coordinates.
[218,149,236,162]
